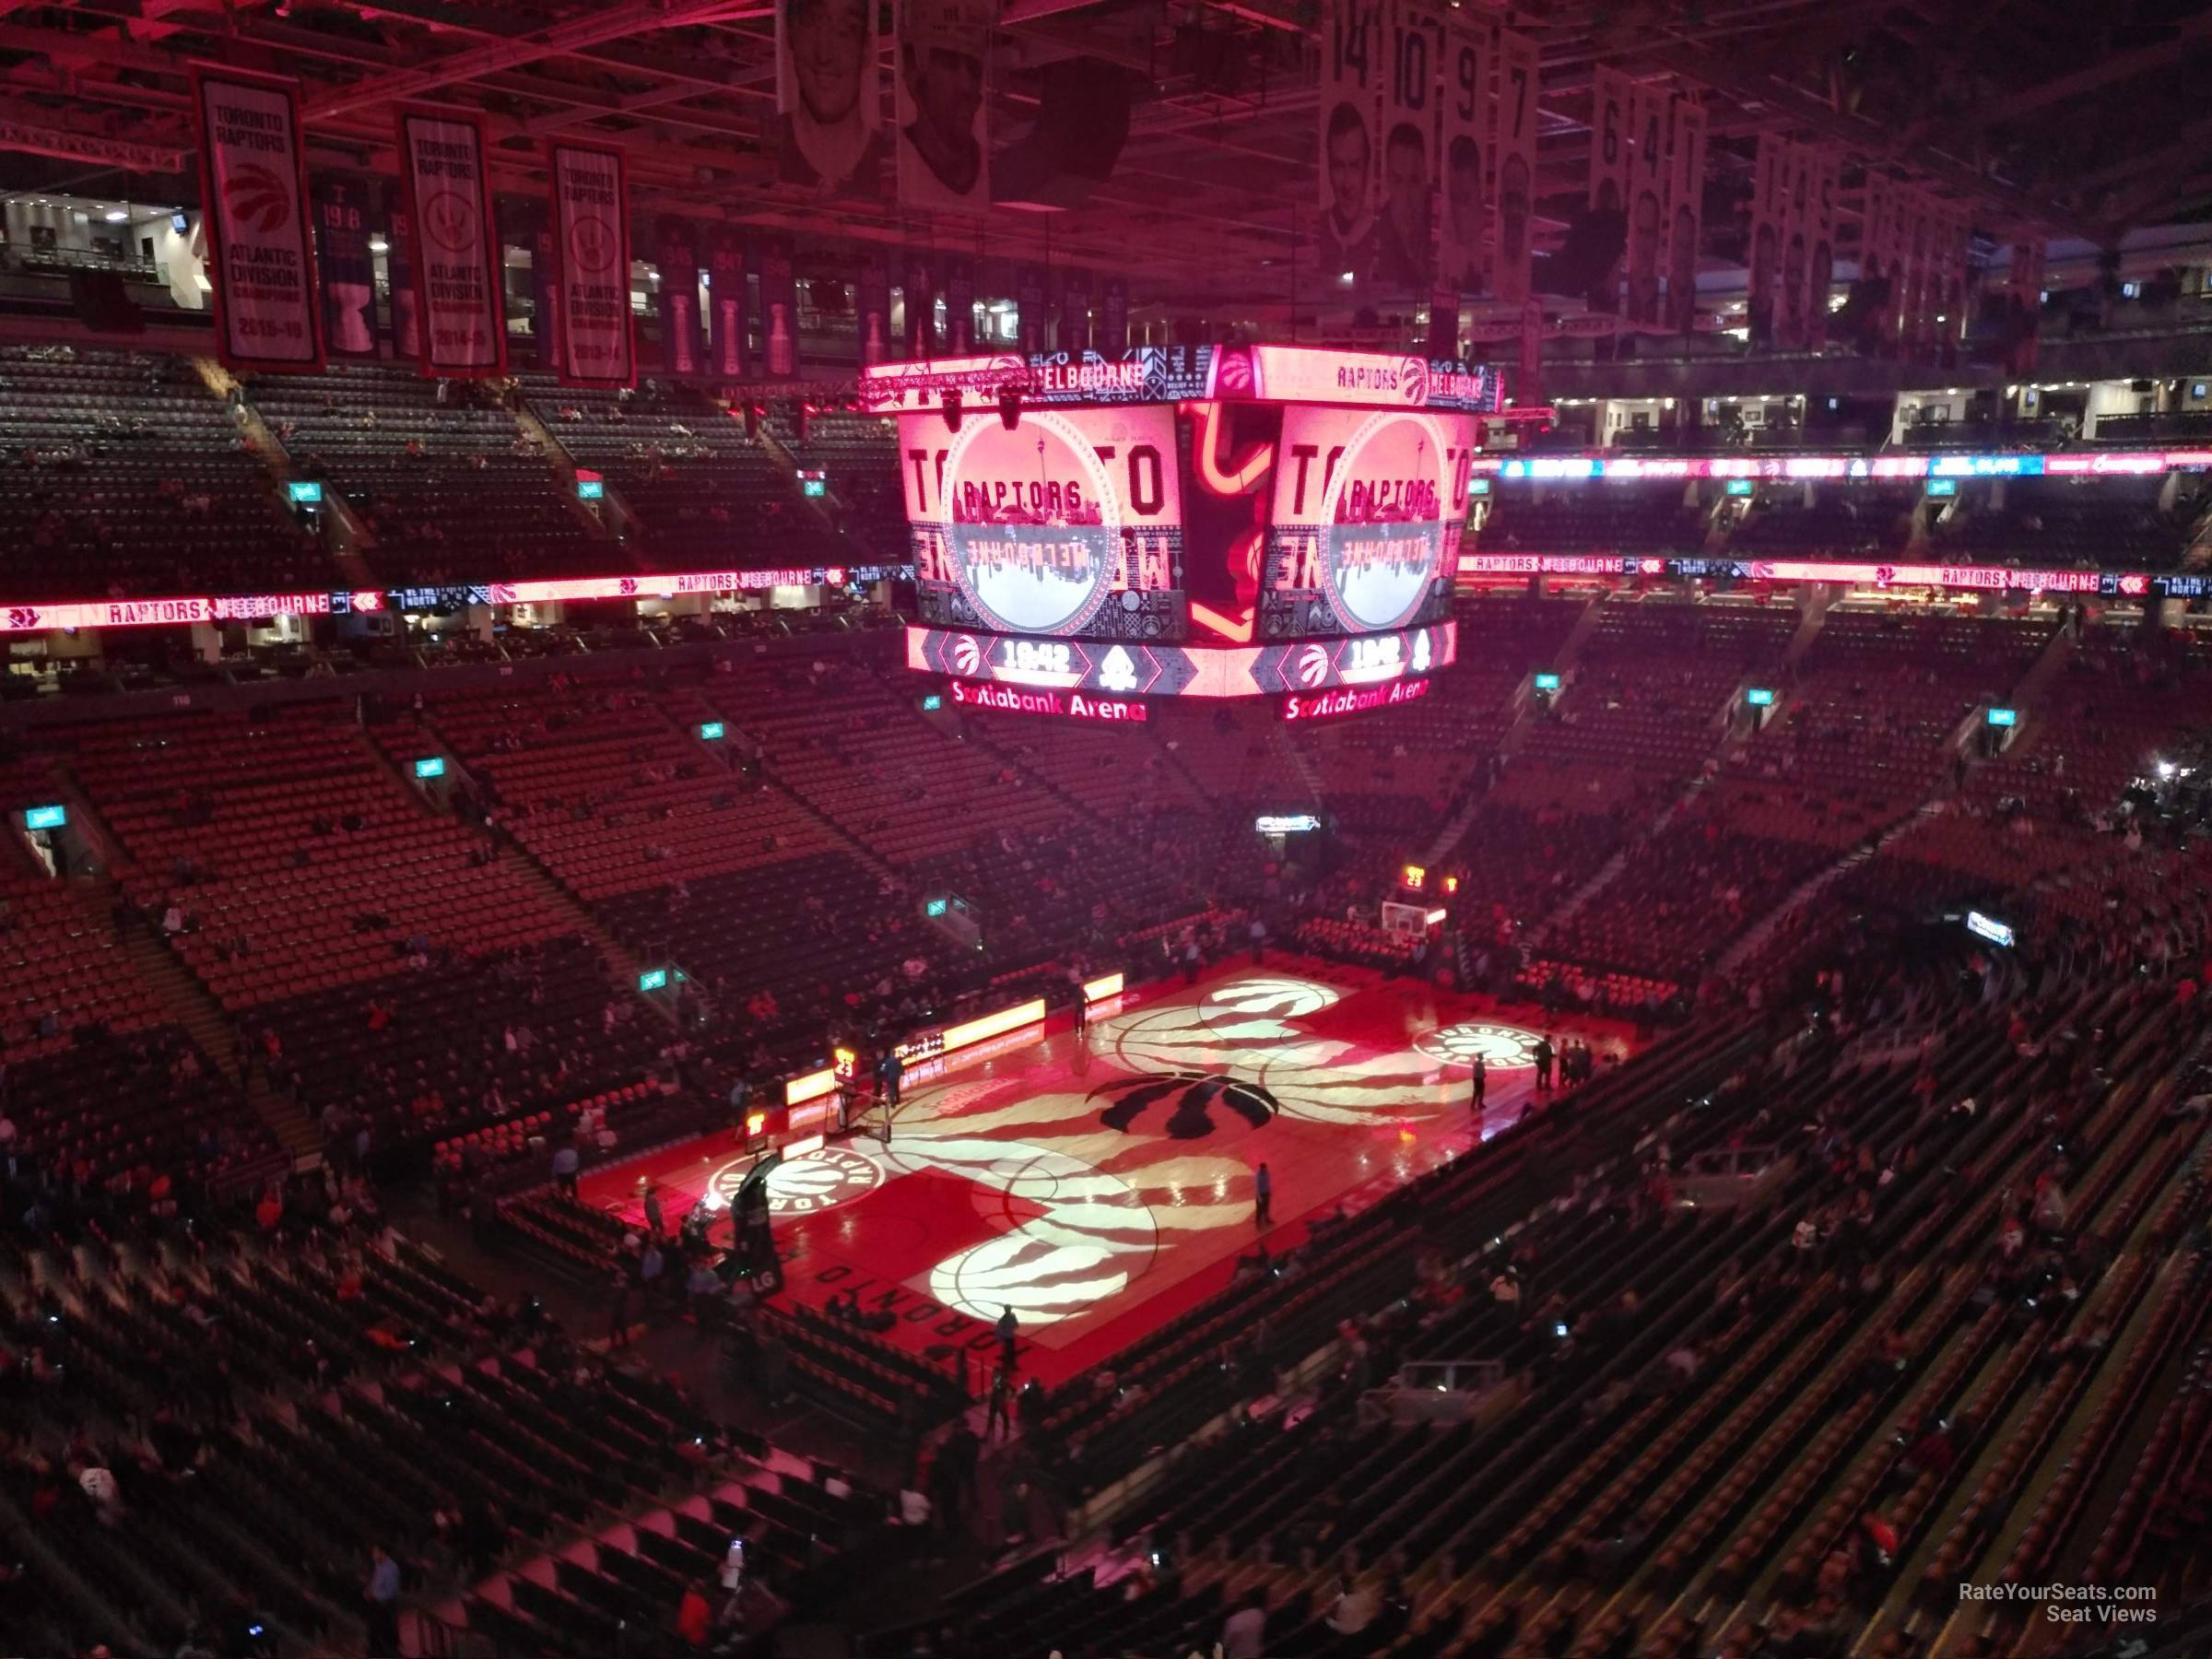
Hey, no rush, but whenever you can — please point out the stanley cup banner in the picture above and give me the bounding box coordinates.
[549,144,634,387]
[655,217,704,378]
[705,225,748,381]
[379,174,420,362]
[759,233,801,377]
[1099,274,1129,356]
[191,65,322,372]
[902,247,936,357]
[1435,8,1488,298]
[1623,79,1669,328]
[1664,96,1706,334]
[857,254,892,367]
[312,172,377,358]
[944,253,975,352]
[1016,264,1046,354]
[776,0,884,194]
[395,106,505,377]
[1491,28,1540,307]
[1319,0,1382,288]
[896,0,991,215]
[1057,265,1090,352]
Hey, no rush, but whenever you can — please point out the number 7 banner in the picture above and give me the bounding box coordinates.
[191,65,323,373]
[1492,29,1539,307]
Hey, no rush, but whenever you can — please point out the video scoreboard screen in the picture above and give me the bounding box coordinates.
[874,346,1499,697]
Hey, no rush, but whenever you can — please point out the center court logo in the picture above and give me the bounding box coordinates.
[707,1147,884,1215]
[1414,1022,1542,1068]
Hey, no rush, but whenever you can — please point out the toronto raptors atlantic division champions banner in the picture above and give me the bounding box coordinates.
[394,106,506,377]
[549,145,635,387]
[1262,405,1479,641]
[191,65,322,372]
[899,403,1186,642]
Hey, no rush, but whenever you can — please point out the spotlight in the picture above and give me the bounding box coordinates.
[942,389,963,432]
[998,386,1021,430]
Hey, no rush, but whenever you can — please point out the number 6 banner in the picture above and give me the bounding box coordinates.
[190,65,323,373]
[549,144,635,387]
[394,105,506,378]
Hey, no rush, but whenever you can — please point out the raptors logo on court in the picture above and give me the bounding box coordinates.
[707,1147,884,1215]
[1414,1022,1543,1069]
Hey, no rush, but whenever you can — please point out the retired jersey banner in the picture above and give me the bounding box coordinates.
[191,66,322,372]
[527,206,560,369]
[1805,148,1839,350]
[1747,133,1787,347]
[896,0,991,214]
[857,254,893,367]
[1623,80,1669,328]
[379,174,420,362]
[1778,142,1813,348]
[395,106,504,377]
[1492,29,1540,307]
[1056,266,1090,353]
[777,0,884,194]
[2005,238,2045,375]
[1319,0,1382,288]
[1664,97,1705,335]
[655,217,704,378]
[706,225,748,381]
[312,172,377,358]
[547,145,633,387]
[759,233,800,377]
[1435,9,1487,298]
[1372,0,1440,292]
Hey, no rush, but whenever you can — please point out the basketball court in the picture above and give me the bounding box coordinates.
[578,960,1638,1387]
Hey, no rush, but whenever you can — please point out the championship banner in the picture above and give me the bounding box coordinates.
[759,233,801,376]
[944,253,975,353]
[1778,142,1812,348]
[1623,79,1669,328]
[1435,9,1488,298]
[379,175,421,362]
[1747,133,1787,347]
[655,217,703,378]
[394,106,504,377]
[777,0,884,194]
[1373,0,1440,293]
[1017,264,1047,354]
[548,145,634,387]
[1320,0,1382,287]
[1491,29,1540,306]
[1099,275,1129,357]
[2005,238,2045,375]
[1806,147,1839,349]
[312,172,377,358]
[895,0,991,214]
[857,254,892,367]
[1057,266,1091,353]
[902,248,936,357]
[706,225,748,380]
[1664,97,1705,334]
[191,66,321,372]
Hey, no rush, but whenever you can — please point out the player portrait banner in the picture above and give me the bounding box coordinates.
[1588,65,1630,217]
[1664,96,1705,334]
[394,106,504,377]
[378,174,421,362]
[1622,79,1669,328]
[857,254,892,367]
[1319,0,1382,288]
[312,172,377,358]
[1435,9,1487,299]
[547,145,633,388]
[777,0,883,194]
[191,65,321,373]
[944,253,975,352]
[705,225,748,381]
[1777,142,1812,348]
[1491,28,1540,307]
[1747,132,1788,347]
[1099,274,1129,357]
[2005,237,2045,376]
[896,0,991,214]
[1056,265,1090,353]
[759,233,801,377]
[1805,147,1839,349]
[655,217,703,378]
[1371,0,1439,294]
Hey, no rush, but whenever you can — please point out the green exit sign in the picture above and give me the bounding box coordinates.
[286,480,323,504]
[921,694,943,712]
[413,757,446,779]
[638,968,669,992]
[23,805,65,830]
[577,479,605,500]
[802,478,827,498]
[699,722,724,740]
[1746,688,1776,707]
[925,898,948,918]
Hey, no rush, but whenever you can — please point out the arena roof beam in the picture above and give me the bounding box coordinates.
[1900,12,2212,152]
[300,0,768,124]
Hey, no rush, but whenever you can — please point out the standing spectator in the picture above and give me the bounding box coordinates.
[995,1304,1019,1374]
[642,1182,665,1241]
[1249,915,1268,964]
[551,1137,581,1198]
[984,1363,1013,1442]
[364,1546,401,1656]
[1469,1054,1487,1112]
[606,1265,634,1350]
[1534,1034,1556,1091]
[1253,1161,1274,1230]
